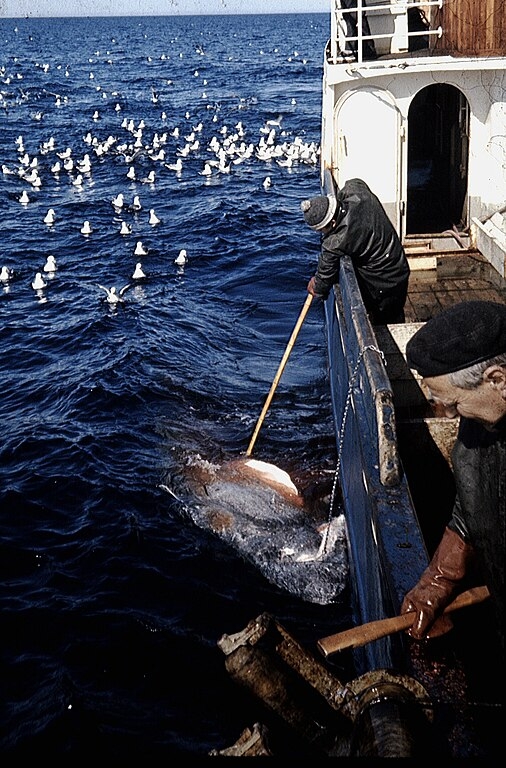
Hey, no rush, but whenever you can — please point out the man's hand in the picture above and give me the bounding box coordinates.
[307,276,325,298]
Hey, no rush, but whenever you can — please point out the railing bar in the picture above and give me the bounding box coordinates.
[339,0,442,13]
[345,28,442,43]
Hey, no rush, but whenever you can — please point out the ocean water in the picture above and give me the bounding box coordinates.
[0,13,353,757]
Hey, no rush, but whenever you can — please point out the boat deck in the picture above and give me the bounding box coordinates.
[404,248,506,323]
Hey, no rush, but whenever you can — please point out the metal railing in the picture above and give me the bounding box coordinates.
[329,0,443,64]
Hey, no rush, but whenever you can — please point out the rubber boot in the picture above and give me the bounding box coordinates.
[401,526,475,639]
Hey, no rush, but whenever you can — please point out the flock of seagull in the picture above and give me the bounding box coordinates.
[1,34,321,307]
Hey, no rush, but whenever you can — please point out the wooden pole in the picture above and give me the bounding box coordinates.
[317,585,490,658]
[245,293,313,457]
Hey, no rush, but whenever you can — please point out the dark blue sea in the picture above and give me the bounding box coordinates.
[0,13,353,757]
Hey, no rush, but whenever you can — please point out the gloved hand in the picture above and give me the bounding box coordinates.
[307,276,327,298]
[401,526,475,639]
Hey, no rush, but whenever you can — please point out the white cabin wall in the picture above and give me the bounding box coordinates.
[466,70,506,220]
[322,59,506,242]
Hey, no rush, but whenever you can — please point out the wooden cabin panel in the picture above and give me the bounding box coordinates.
[432,0,506,56]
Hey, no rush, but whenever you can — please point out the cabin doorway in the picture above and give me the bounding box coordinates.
[406,84,469,235]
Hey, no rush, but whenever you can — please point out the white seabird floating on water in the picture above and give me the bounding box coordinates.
[148,209,161,225]
[134,240,147,256]
[43,255,57,272]
[174,249,187,266]
[199,162,212,177]
[164,157,183,173]
[140,170,156,184]
[32,272,47,290]
[132,262,146,279]
[98,284,131,304]
[0,266,13,283]
[80,220,92,235]
[44,208,55,225]
[112,193,124,209]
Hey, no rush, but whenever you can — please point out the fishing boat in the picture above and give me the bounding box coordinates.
[214,1,505,757]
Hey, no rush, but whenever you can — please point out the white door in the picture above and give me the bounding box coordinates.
[334,87,403,235]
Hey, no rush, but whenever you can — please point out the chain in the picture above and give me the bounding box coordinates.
[319,344,385,556]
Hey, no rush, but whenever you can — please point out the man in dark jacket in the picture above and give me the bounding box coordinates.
[301,178,410,324]
[401,300,506,657]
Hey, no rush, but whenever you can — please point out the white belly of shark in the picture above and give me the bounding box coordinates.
[163,456,348,605]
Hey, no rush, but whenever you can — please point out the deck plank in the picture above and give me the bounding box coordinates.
[404,253,505,323]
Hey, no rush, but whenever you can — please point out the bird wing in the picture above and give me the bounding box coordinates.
[119,284,132,296]
[97,284,110,295]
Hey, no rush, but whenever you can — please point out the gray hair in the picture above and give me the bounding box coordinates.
[448,352,506,389]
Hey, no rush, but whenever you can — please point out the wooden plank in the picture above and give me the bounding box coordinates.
[435,0,506,55]
[407,256,437,271]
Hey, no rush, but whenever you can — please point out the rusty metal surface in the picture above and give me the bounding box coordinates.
[216,613,435,757]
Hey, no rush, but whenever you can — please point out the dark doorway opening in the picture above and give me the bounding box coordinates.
[406,84,469,235]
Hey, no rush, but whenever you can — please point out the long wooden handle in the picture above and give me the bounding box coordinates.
[245,294,313,457]
[317,585,490,658]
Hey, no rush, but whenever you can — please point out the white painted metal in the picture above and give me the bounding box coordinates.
[323,1,506,268]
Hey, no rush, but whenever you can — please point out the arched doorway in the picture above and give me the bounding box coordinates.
[406,84,469,235]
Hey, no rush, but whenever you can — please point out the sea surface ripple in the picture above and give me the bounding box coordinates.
[0,13,352,757]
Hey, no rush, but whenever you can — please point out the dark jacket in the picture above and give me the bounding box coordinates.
[313,178,410,323]
[449,415,505,654]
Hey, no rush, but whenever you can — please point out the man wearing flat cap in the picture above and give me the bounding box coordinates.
[401,300,506,657]
[301,178,410,324]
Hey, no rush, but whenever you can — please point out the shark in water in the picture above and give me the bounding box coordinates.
[162,455,348,605]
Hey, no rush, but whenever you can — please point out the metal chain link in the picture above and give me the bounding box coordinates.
[320,344,385,556]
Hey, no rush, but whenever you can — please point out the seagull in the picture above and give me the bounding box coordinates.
[98,284,131,304]
[134,240,147,256]
[119,221,132,235]
[126,166,136,180]
[131,195,142,211]
[0,265,13,283]
[164,157,183,173]
[266,114,283,128]
[148,209,161,225]
[263,176,272,189]
[77,154,92,173]
[112,193,124,209]
[44,208,55,225]
[43,255,57,272]
[32,272,47,290]
[174,248,187,265]
[132,262,146,279]
[199,162,212,177]
[80,220,92,235]
[19,190,30,204]
[141,170,155,184]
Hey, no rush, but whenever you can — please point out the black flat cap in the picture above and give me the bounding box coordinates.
[406,300,506,378]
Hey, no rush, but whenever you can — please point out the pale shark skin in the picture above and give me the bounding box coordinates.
[164,456,347,605]
[221,458,302,504]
